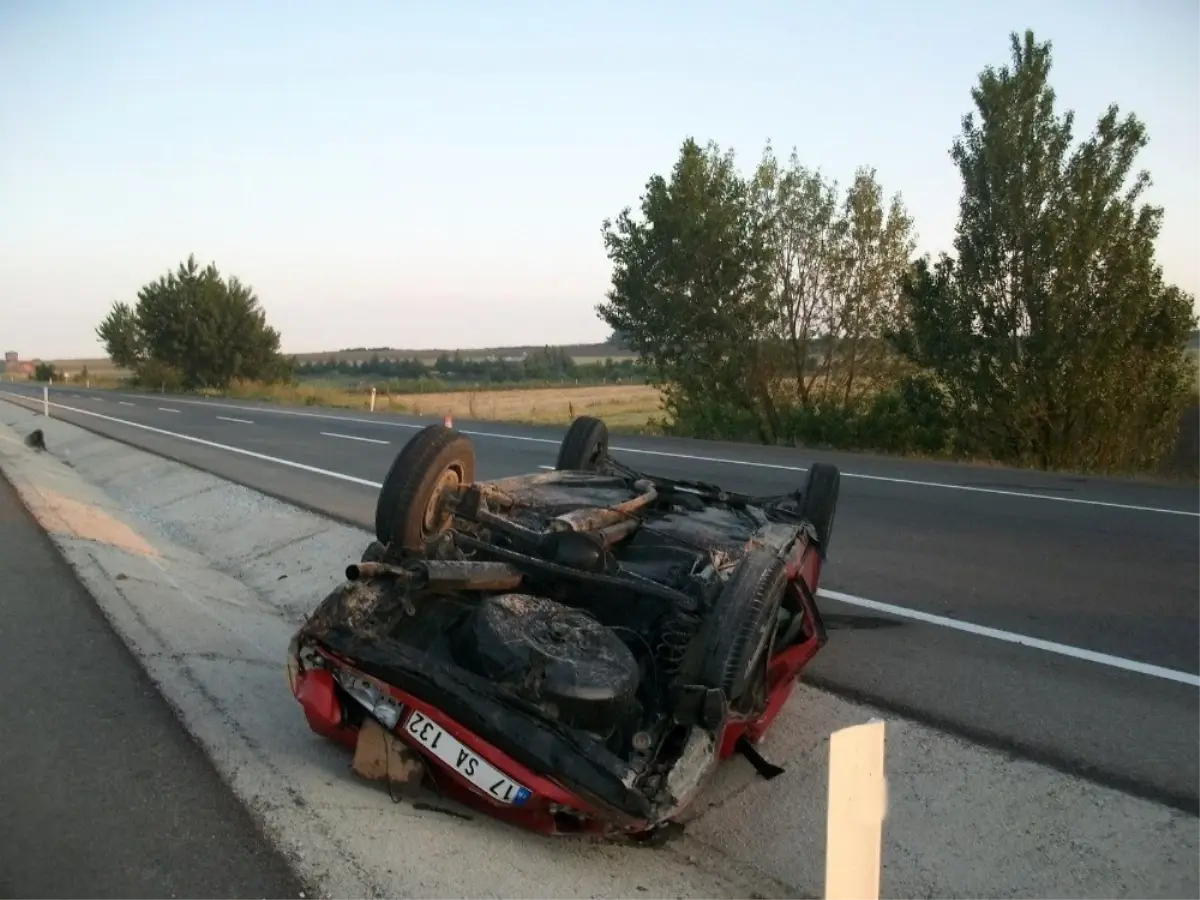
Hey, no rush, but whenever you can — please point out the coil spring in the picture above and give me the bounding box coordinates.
[656,609,702,674]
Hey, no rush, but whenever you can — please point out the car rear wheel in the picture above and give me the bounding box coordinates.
[374,424,475,552]
[697,548,787,707]
[555,416,609,471]
[799,463,840,557]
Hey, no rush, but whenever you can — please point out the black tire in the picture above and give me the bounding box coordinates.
[374,425,475,551]
[458,594,640,735]
[360,540,387,563]
[799,463,840,557]
[698,548,787,703]
[555,416,609,471]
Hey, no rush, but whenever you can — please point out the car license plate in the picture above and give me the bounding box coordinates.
[402,709,531,806]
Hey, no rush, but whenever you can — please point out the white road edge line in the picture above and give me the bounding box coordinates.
[2,389,1195,689]
[49,390,1198,518]
[819,589,1200,688]
[320,431,389,445]
[0,391,382,489]
[216,416,255,425]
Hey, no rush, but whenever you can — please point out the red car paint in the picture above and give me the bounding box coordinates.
[294,538,825,837]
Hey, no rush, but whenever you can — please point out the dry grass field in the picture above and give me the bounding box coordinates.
[27,342,657,427]
[41,358,132,380]
[393,384,664,427]
[226,381,666,428]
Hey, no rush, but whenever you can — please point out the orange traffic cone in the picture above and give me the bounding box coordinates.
[444,412,453,429]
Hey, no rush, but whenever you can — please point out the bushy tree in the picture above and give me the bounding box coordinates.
[599,138,780,440]
[835,168,916,404]
[749,145,845,408]
[97,255,291,390]
[895,30,1197,471]
[599,138,914,443]
[32,362,58,382]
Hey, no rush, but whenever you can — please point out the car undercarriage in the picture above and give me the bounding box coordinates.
[289,416,839,836]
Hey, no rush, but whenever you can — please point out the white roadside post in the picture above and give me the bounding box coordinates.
[370,387,377,412]
[825,719,888,900]
[43,385,49,417]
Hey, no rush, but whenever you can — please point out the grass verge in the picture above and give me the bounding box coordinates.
[215,381,668,429]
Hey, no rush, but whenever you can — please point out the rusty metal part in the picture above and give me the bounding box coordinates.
[594,517,642,547]
[346,558,523,592]
[472,471,567,510]
[482,471,575,493]
[346,561,411,581]
[476,471,639,514]
[549,480,658,533]
[475,507,551,543]
[424,467,467,537]
[419,560,524,591]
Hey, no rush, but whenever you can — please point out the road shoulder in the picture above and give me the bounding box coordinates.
[0,467,306,899]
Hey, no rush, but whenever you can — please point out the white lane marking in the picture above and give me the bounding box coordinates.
[0,391,383,488]
[216,416,255,425]
[119,401,135,407]
[321,431,389,445]
[828,471,1200,517]
[819,588,1200,688]
[90,396,104,402]
[1,389,1196,686]
[537,465,554,470]
[158,407,181,413]
[9,388,1200,518]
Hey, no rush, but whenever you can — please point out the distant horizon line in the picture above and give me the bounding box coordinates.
[18,325,1200,365]
[13,337,626,365]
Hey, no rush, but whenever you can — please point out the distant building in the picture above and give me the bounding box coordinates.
[2,353,39,377]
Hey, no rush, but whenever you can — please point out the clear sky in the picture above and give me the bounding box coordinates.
[2,0,1196,358]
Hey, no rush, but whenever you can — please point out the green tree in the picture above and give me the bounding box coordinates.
[749,151,915,413]
[833,168,915,406]
[598,138,779,440]
[606,329,631,350]
[896,30,1196,471]
[748,145,844,408]
[601,138,916,444]
[96,255,291,390]
[32,362,58,382]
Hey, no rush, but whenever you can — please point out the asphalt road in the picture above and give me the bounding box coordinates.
[0,465,306,899]
[3,382,1197,814]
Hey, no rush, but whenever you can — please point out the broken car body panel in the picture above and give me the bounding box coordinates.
[289,417,839,838]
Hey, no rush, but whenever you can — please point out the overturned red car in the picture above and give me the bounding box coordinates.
[288,416,839,840]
